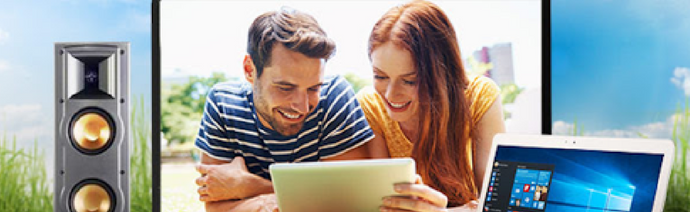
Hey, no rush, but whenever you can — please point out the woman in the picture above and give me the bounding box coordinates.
[356,0,506,211]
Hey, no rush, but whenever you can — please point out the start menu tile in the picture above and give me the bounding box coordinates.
[482,161,554,212]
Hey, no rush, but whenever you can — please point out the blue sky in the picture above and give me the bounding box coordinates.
[552,0,690,138]
[0,0,151,175]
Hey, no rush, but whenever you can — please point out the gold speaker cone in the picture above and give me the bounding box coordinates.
[72,184,112,212]
[72,113,112,151]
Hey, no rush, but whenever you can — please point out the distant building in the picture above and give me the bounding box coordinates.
[471,43,515,86]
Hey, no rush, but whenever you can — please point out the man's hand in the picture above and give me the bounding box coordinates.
[196,156,268,201]
[257,193,280,212]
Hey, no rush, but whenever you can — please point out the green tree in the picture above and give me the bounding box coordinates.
[162,72,233,145]
[343,72,371,93]
[464,55,493,77]
[500,83,523,119]
[500,83,523,105]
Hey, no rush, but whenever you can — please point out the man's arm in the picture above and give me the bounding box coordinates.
[197,153,273,202]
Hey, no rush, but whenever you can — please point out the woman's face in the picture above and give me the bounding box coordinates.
[370,42,419,123]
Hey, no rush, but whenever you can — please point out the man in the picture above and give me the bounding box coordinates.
[193,7,374,212]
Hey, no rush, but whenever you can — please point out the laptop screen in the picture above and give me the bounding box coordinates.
[482,146,664,212]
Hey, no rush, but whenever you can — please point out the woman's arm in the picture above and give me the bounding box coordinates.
[447,98,505,212]
[473,96,506,197]
[367,130,391,159]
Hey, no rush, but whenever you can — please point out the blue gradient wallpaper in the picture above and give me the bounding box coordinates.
[551,0,690,138]
[494,146,664,212]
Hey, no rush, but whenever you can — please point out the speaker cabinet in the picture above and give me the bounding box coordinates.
[55,42,130,212]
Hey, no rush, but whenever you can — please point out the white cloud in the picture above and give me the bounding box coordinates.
[586,129,640,138]
[0,60,8,73]
[552,120,576,135]
[628,119,673,138]
[671,67,690,97]
[0,104,52,147]
[0,27,8,44]
[0,59,31,78]
[553,115,675,139]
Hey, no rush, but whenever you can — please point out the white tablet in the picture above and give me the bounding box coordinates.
[477,134,675,212]
[269,158,415,212]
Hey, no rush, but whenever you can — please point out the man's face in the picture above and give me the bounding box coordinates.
[251,44,324,136]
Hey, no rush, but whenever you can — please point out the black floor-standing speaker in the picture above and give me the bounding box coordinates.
[55,42,130,212]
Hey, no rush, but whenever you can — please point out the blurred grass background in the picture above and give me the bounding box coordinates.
[0,138,52,211]
[664,99,690,212]
[131,95,153,211]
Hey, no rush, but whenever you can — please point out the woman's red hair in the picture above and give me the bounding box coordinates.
[368,0,478,206]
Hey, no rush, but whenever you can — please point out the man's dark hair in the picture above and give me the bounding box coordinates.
[247,7,336,77]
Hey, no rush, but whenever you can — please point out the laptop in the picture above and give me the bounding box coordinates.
[478,134,675,212]
[269,158,415,212]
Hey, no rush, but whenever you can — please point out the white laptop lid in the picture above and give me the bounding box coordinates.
[269,158,415,212]
[478,134,675,212]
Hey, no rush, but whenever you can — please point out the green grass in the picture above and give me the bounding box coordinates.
[162,163,205,212]
[131,95,152,211]
[0,135,52,211]
[664,99,690,212]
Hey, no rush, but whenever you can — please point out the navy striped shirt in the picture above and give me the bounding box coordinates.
[195,75,374,179]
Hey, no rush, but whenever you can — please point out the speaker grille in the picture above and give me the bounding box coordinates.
[69,108,115,155]
[69,179,116,212]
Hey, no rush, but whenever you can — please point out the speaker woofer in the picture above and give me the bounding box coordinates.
[69,179,116,212]
[69,108,115,155]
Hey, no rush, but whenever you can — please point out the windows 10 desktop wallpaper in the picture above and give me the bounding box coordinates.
[491,147,664,212]
[551,0,690,138]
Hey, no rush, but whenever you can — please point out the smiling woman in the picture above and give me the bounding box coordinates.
[356,1,506,209]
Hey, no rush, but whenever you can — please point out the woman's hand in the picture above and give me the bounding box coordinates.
[380,175,448,212]
[449,200,478,212]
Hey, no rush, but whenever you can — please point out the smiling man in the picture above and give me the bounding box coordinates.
[193,7,375,212]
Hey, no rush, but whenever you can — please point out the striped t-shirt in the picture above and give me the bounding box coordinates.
[195,75,374,179]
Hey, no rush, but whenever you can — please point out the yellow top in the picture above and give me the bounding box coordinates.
[356,75,500,159]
